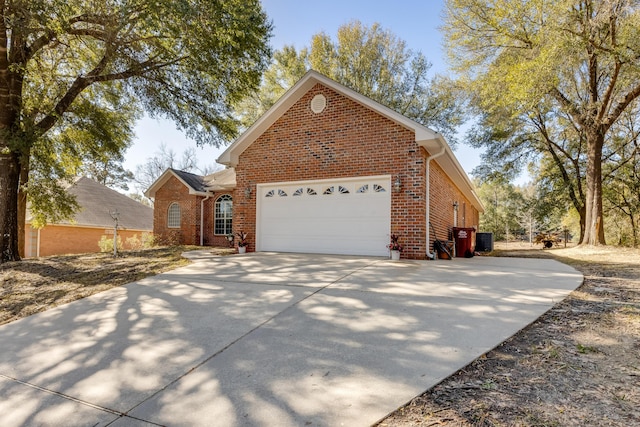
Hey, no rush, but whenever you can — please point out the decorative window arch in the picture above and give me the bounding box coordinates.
[214,195,233,235]
[167,203,181,228]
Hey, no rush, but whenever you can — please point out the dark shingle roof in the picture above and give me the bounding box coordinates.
[29,177,153,230]
[145,167,236,198]
[170,168,207,192]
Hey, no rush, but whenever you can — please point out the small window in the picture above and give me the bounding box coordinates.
[323,186,334,195]
[357,184,369,193]
[307,188,317,195]
[278,189,287,197]
[374,184,386,193]
[265,190,275,198]
[214,195,233,235]
[293,188,304,196]
[338,185,349,194]
[167,203,181,228]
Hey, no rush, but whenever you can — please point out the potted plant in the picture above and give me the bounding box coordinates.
[225,233,235,248]
[236,231,248,254]
[387,233,403,260]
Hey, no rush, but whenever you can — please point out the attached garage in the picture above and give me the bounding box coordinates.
[215,70,484,259]
[257,176,391,256]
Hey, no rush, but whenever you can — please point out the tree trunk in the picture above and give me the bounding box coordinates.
[17,153,28,258]
[578,205,586,244]
[630,211,638,248]
[582,131,606,246]
[0,151,21,262]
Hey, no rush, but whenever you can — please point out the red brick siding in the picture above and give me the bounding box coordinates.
[151,87,480,257]
[25,224,151,257]
[429,161,480,251]
[154,176,199,245]
[235,84,429,259]
[153,175,234,246]
[203,193,236,247]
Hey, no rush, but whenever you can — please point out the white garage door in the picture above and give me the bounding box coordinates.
[257,176,391,256]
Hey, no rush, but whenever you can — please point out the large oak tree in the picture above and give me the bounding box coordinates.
[444,0,640,245]
[0,0,272,262]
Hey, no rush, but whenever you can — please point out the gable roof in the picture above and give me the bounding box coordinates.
[144,167,236,198]
[173,169,207,192]
[27,177,153,230]
[217,70,483,212]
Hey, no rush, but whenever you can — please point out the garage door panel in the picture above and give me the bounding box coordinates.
[257,177,391,256]
[259,232,387,254]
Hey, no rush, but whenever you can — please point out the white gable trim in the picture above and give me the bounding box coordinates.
[144,169,208,199]
[218,70,442,167]
[217,70,483,212]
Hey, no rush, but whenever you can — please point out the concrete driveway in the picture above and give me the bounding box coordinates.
[0,252,582,426]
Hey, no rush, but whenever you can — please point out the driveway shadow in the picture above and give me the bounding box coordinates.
[0,253,582,427]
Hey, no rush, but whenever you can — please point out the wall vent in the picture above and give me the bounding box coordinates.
[310,94,326,114]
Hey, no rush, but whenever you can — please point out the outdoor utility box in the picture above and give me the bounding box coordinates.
[453,227,476,257]
[476,232,494,252]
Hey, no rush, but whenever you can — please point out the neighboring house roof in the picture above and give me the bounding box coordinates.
[27,176,153,230]
[144,167,236,198]
[217,70,484,212]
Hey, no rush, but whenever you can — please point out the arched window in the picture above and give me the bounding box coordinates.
[167,203,181,228]
[215,195,233,235]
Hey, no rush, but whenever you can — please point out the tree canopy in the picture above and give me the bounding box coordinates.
[0,0,272,262]
[444,0,640,245]
[236,20,465,145]
[134,143,218,198]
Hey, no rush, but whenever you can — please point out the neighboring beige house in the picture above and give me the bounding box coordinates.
[25,176,153,257]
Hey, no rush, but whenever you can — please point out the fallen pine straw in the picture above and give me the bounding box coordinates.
[0,246,234,326]
[378,244,640,427]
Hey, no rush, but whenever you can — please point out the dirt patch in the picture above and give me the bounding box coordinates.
[378,244,640,427]
[0,246,234,326]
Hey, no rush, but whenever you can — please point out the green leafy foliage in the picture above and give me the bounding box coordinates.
[235,20,465,145]
[0,0,273,262]
[98,235,123,254]
[602,102,640,246]
[444,0,640,245]
[476,177,566,242]
[125,232,156,250]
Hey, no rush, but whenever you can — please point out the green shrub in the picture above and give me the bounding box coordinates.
[98,235,123,253]
[125,232,157,250]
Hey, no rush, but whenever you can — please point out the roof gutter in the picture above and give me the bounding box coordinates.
[425,142,446,260]
[200,192,213,246]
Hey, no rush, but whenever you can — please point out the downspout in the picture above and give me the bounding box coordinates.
[200,192,213,246]
[425,142,446,259]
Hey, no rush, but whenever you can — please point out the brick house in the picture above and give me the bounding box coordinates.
[148,70,483,259]
[145,167,235,247]
[25,176,153,257]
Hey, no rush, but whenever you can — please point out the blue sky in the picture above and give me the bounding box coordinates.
[124,0,484,187]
